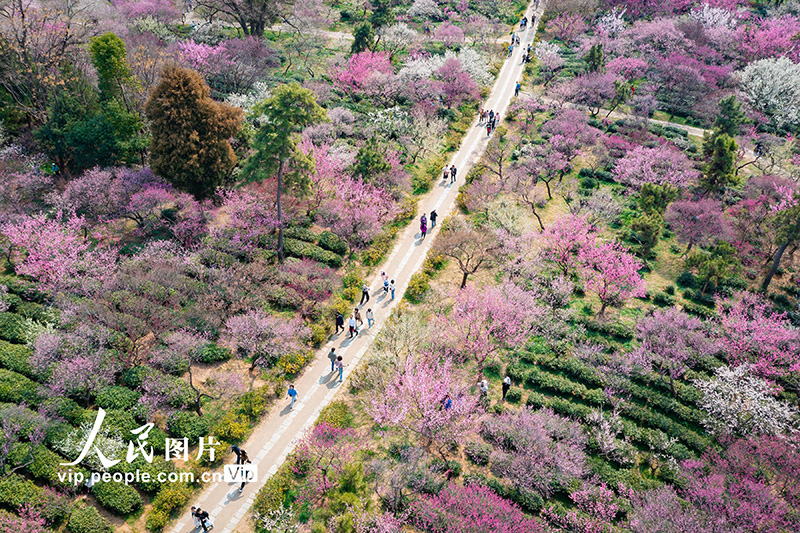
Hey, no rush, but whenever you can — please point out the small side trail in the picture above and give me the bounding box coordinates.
[170,3,545,532]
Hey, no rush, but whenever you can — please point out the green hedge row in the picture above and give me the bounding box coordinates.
[0,474,72,524]
[283,238,343,268]
[0,312,29,344]
[531,355,705,426]
[68,505,112,533]
[0,339,34,377]
[525,366,606,405]
[93,481,143,515]
[147,484,192,531]
[0,368,41,405]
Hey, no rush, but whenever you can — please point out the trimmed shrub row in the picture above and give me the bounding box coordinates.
[0,339,34,377]
[283,238,343,268]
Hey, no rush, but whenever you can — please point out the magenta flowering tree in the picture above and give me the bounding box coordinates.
[508,97,545,133]
[571,72,619,117]
[178,38,278,94]
[1,212,118,296]
[321,176,395,252]
[633,307,714,396]
[440,283,536,378]
[434,22,465,48]
[581,241,647,315]
[536,214,597,278]
[331,51,393,97]
[482,408,588,498]
[664,199,729,254]
[543,482,621,532]
[541,109,599,163]
[434,58,480,108]
[628,486,711,533]
[225,309,311,370]
[294,422,358,504]
[207,188,280,258]
[113,0,179,23]
[410,482,545,533]
[368,355,480,459]
[606,56,647,80]
[546,13,588,44]
[715,292,800,382]
[612,145,700,190]
[0,504,49,533]
[682,435,800,532]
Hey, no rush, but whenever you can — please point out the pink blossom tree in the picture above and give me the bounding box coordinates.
[536,214,597,278]
[664,199,729,254]
[368,355,480,459]
[330,51,393,97]
[544,482,621,532]
[571,72,619,117]
[0,505,49,533]
[633,308,714,396]
[434,22,465,48]
[482,408,588,498]
[628,486,711,533]
[1,212,118,296]
[434,58,480,108]
[294,423,358,504]
[546,13,588,44]
[581,241,647,315]
[682,435,800,532]
[225,310,311,371]
[113,0,180,23]
[410,482,545,533]
[715,292,800,382]
[439,283,537,378]
[613,145,700,190]
[321,176,395,252]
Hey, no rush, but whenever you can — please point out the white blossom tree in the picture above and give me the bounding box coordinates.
[739,58,800,131]
[694,364,799,437]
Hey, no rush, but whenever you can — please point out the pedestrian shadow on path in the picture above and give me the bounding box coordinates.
[319,372,335,385]
[279,404,293,417]
[326,379,342,390]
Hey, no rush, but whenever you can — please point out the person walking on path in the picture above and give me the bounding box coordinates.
[360,283,370,305]
[354,307,363,328]
[335,313,344,335]
[502,376,512,401]
[450,165,457,183]
[508,43,513,56]
[191,507,201,530]
[287,385,298,409]
[390,279,396,300]
[328,347,337,372]
[430,210,437,228]
[515,81,521,97]
[335,355,346,383]
[443,167,449,182]
[382,272,390,294]
[237,451,251,493]
[366,308,374,328]
[348,315,358,338]
[231,445,243,464]
[195,508,212,531]
[478,379,489,397]
[420,215,428,239]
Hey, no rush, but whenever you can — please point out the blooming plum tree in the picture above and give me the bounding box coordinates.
[613,145,700,189]
[581,241,647,315]
[368,355,480,459]
[225,309,311,370]
[664,199,728,254]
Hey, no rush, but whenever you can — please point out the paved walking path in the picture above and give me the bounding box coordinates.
[170,4,544,533]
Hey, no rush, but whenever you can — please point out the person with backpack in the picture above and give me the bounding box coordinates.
[430,210,438,228]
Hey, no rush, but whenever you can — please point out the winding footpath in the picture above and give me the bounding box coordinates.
[170,3,545,532]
